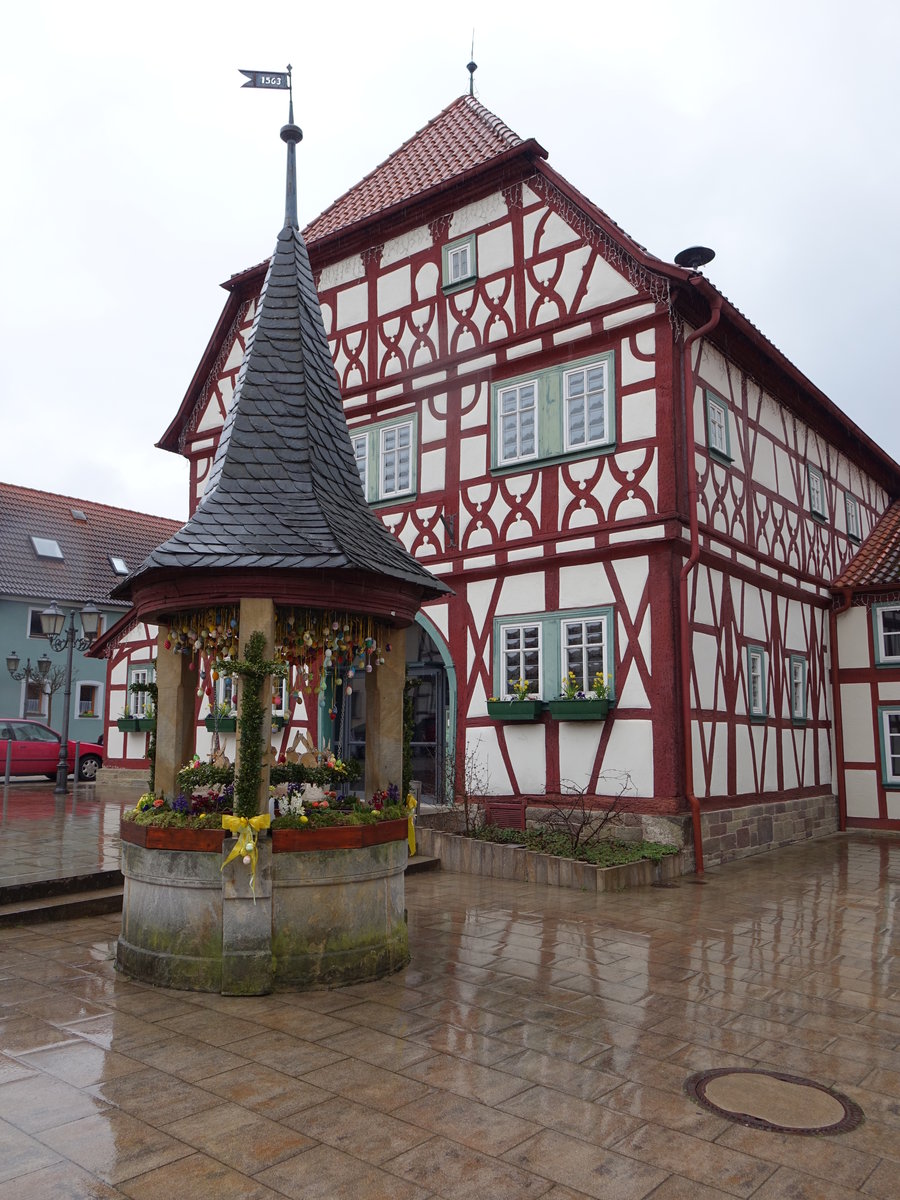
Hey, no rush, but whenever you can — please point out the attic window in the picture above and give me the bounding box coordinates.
[30,536,63,559]
[109,556,129,575]
[71,509,87,522]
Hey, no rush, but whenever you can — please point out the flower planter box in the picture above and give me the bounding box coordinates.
[417,826,683,892]
[486,700,543,721]
[119,817,224,852]
[272,817,408,853]
[547,699,611,721]
[205,716,237,732]
[117,717,156,733]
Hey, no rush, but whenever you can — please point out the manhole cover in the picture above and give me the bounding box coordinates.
[685,1068,863,1135]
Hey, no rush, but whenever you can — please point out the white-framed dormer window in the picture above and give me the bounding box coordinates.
[807,464,828,520]
[746,645,767,719]
[498,381,538,465]
[873,604,900,666]
[564,362,609,451]
[705,391,732,461]
[500,622,542,699]
[845,493,861,542]
[380,421,413,498]
[352,433,368,495]
[789,655,807,723]
[442,235,477,291]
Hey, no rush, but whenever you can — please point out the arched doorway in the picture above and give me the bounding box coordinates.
[405,615,454,805]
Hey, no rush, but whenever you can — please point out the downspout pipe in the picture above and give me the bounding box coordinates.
[679,290,723,875]
[829,586,853,831]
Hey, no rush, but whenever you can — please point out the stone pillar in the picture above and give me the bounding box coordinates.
[154,633,198,797]
[236,597,277,814]
[366,639,405,796]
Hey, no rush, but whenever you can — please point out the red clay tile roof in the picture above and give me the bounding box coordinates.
[0,483,181,607]
[303,95,528,243]
[834,500,900,589]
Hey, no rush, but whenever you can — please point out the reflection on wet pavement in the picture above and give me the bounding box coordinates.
[0,831,897,1197]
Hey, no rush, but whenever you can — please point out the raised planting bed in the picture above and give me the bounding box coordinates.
[416,827,683,893]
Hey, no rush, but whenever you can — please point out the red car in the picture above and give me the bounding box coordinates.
[0,719,103,782]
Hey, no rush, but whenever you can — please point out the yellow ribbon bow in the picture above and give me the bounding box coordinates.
[221,813,271,899]
[406,793,417,857]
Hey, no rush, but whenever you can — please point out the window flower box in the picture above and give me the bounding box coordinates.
[117,717,157,733]
[547,699,611,721]
[486,700,543,722]
[205,716,237,732]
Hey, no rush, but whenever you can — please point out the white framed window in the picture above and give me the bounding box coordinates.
[76,681,101,719]
[498,381,538,464]
[380,421,413,497]
[442,235,477,290]
[808,464,827,520]
[561,617,608,693]
[873,605,900,665]
[564,362,609,451]
[491,352,615,471]
[845,493,861,542]
[789,655,807,722]
[128,666,155,717]
[879,708,900,786]
[493,607,616,703]
[499,623,542,699]
[353,415,417,504]
[352,433,368,495]
[24,680,47,716]
[705,391,732,460]
[746,645,767,718]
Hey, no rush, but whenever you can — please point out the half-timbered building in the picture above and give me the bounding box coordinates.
[100,95,900,858]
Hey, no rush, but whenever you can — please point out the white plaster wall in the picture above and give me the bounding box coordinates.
[459,434,487,481]
[377,266,411,314]
[621,335,655,385]
[381,226,432,268]
[579,255,638,312]
[336,282,368,329]
[886,793,900,820]
[837,608,870,670]
[604,718,653,796]
[498,572,545,616]
[420,449,445,493]
[415,262,439,301]
[692,633,720,710]
[421,394,447,444]
[840,683,875,760]
[450,193,509,237]
[845,769,880,818]
[620,390,657,444]
[319,255,365,290]
[502,725,546,793]
[478,223,514,274]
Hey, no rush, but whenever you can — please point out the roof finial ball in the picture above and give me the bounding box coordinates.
[467,58,477,97]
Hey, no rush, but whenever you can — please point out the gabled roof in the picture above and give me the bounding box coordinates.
[0,483,180,607]
[120,217,449,598]
[833,501,900,590]
[304,95,542,245]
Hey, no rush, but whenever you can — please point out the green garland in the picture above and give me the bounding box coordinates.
[218,630,286,819]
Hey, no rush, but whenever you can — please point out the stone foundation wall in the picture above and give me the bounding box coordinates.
[696,794,839,871]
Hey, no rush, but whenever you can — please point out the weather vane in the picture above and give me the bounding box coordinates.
[239,64,302,230]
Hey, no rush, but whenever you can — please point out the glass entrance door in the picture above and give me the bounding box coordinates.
[407,666,446,805]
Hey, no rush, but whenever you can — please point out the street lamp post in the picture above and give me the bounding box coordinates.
[5,601,101,794]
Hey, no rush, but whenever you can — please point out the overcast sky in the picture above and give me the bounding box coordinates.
[2,1,898,522]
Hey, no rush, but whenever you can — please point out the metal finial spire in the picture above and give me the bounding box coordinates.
[467,32,477,96]
[279,64,303,230]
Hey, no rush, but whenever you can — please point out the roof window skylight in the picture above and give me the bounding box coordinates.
[30,536,63,559]
[70,509,87,522]
[109,556,129,575]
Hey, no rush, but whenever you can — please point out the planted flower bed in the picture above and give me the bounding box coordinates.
[416,823,682,893]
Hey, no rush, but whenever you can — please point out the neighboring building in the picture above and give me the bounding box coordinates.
[830,502,900,829]
[103,95,900,851]
[0,483,179,751]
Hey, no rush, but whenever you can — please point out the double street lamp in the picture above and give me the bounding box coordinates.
[6,601,101,793]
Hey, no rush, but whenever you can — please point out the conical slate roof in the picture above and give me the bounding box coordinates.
[118,214,449,599]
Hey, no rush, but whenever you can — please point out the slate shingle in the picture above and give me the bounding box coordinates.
[119,219,448,600]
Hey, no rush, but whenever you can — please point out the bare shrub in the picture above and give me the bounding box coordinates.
[537,770,636,853]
